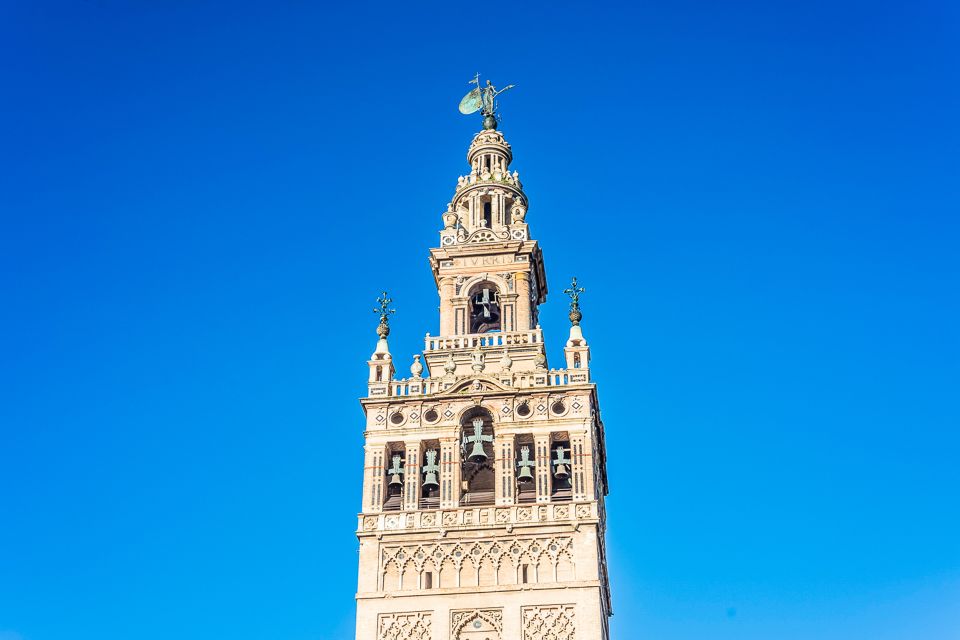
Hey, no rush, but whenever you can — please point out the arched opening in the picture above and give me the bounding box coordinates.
[460,408,495,506]
[420,440,441,510]
[454,612,500,640]
[573,353,581,369]
[482,200,492,228]
[515,434,536,504]
[383,445,405,511]
[550,439,573,501]
[468,282,501,334]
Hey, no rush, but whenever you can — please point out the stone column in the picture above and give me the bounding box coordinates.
[514,271,532,331]
[534,434,553,503]
[495,433,515,506]
[439,437,460,509]
[364,444,386,513]
[499,293,518,332]
[439,276,456,336]
[570,433,588,502]
[403,440,422,511]
[583,429,598,499]
[452,296,469,335]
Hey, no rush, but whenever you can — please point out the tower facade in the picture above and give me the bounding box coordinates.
[356,124,612,640]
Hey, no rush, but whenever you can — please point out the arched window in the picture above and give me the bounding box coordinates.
[383,447,405,511]
[468,282,501,334]
[460,408,495,506]
[573,353,581,369]
[482,200,492,228]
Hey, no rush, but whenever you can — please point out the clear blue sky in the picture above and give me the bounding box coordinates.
[1,2,958,639]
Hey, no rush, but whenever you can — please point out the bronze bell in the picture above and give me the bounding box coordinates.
[553,446,571,480]
[387,454,404,487]
[463,418,492,464]
[422,449,440,491]
[467,440,488,463]
[516,446,535,484]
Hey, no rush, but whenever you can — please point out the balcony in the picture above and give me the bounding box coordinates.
[424,328,543,352]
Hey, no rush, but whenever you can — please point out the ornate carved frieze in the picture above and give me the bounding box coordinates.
[451,609,502,640]
[379,536,575,592]
[522,604,576,640]
[357,501,596,534]
[377,611,431,640]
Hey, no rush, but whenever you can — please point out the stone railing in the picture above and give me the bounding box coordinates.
[358,501,597,535]
[424,329,543,352]
[454,170,522,191]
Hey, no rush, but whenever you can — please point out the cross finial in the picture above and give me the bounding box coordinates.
[373,291,396,338]
[563,277,586,325]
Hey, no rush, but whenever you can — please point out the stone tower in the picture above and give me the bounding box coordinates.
[355,124,612,640]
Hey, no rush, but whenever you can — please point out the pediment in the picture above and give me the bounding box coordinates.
[446,376,509,394]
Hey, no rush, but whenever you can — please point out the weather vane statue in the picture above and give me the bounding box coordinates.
[373,291,395,338]
[458,73,515,130]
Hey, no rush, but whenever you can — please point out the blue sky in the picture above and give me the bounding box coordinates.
[1,1,958,639]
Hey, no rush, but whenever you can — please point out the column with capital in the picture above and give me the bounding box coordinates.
[439,276,456,336]
[514,271,532,331]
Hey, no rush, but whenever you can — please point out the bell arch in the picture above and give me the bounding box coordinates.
[460,407,495,506]
[467,280,502,334]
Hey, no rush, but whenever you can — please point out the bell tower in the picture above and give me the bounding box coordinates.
[355,90,612,640]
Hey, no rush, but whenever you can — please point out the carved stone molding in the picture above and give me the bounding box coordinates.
[377,611,431,640]
[451,608,502,640]
[522,604,576,640]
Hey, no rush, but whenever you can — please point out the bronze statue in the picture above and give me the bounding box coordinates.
[459,74,515,130]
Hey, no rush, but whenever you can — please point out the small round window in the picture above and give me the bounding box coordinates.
[516,402,531,417]
[390,412,404,425]
[424,409,439,423]
[551,400,566,415]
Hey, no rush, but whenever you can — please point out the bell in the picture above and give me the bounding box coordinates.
[422,450,440,491]
[552,446,571,480]
[387,454,405,487]
[468,441,488,464]
[517,465,534,483]
[463,418,492,464]
[517,445,535,484]
[422,472,439,490]
[423,473,440,489]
